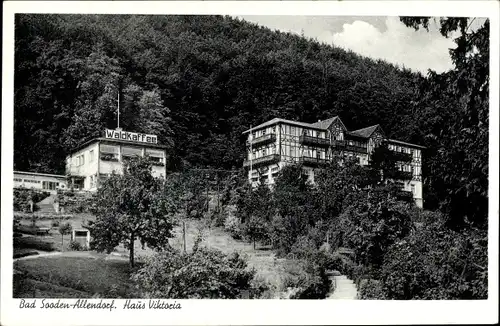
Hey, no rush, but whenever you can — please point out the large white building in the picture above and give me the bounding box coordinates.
[65,128,168,191]
[14,128,168,193]
[243,116,425,208]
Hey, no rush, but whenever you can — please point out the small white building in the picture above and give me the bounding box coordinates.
[65,128,168,191]
[14,171,68,193]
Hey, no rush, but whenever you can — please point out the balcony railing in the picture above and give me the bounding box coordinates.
[299,135,330,148]
[345,144,368,154]
[387,170,413,181]
[299,156,330,167]
[331,140,347,149]
[248,133,276,147]
[243,154,280,168]
[392,151,413,162]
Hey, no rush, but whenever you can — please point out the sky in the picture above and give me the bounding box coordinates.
[237,16,465,74]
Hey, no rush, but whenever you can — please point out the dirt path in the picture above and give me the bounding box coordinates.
[327,275,358,299]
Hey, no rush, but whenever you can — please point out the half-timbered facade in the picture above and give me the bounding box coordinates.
[243,116,424,208]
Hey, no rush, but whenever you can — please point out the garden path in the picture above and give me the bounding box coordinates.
[327,274,358,299]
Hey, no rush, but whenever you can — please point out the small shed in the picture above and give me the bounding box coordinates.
[71,229,90,248]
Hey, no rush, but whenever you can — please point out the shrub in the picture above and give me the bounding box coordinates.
[224,212,242,240]
[14,249,39,259]
[69,241,83,251]
[14,237,56,252]
[51,220,60,228]
[380,218,487,299]
[133,246,255,299]
[13,189,50,212]
[14,232,23,238]
[249,276,274,299]
[358,279,385,299]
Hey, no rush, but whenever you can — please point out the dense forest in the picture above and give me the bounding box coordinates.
[14,15,489,228]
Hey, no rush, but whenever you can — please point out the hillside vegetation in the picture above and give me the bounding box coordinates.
[15,15,488,231]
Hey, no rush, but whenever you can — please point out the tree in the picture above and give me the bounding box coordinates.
[369,142,412,182]
[400,17,489,229]
[271,164,316,254]
[132,245,255,298]
[240,182,274,249]
[381,214,487,299]
[89,157,179,267]
[333,186,414,272]
[315,155,376,221]
[58,222,73,251]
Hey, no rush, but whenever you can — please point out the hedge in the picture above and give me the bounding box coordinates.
[14,237,57,252]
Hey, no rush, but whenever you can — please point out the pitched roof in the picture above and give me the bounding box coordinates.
[242,118,325,134]
[348,124,381,138]
[310,116,340,129]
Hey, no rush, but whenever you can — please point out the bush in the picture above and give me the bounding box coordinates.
[14,249,39,259]
[13,189,50,212]
[51,220,60,228]
[14,213,73,221]
[224,212,242,240]
[68,241,83,251]
[358,279,385,299]
[133,246,255,299]
[380,218,487,299]
[14,232,23,238]
[14,237,56,252]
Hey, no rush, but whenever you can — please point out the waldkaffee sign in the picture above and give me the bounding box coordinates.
[105,129,158,144]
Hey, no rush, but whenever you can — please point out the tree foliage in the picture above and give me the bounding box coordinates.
[400,17,489,229]
[381,215,487,299]
[89,157,178,267]
[15,14,420,175]
[132,246,255,299]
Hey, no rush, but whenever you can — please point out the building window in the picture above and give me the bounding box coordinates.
[42,181,57,190]
[14,178,23,182]
[100,144,119,161]
[146,149,165,166]
[89,150,95,162]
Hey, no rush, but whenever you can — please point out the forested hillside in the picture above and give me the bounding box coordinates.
[14,15,489,228]
[14,14,420,173]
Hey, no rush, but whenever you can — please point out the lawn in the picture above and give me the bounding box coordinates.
[13,253,139,298]
[14,213,298,298]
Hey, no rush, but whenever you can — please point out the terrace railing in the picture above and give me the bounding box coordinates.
[299,135,330,148]
[243,154,281,169]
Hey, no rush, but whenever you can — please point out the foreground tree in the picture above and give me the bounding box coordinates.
[381,213,487,299]
[90,157,179,267]
[400,17,489,228]
[271,164,316,254]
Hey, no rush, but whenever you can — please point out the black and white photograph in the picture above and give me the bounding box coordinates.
[1,1,498,325]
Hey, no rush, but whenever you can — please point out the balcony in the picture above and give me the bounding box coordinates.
[345,144,368,154]
[299,135,330,148]
[392,151,412,162]
[387,170,413,181]
[248,133,276,147]
[243,154,281,169]
[299,156,330,167]
[331,140,347,149]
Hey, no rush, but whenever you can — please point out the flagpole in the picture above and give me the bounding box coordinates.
[249,125,253,186]
[117,89,120,129]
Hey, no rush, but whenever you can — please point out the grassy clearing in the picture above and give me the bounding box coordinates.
[14,212,299,298]
[13,254,139,298]
[15,213,93,252]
